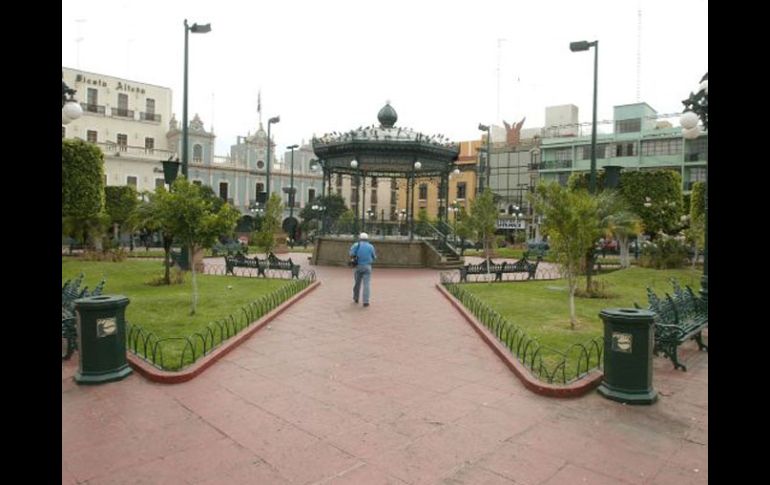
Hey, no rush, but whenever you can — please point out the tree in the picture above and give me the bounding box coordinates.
[532,183,599,329]
[104,185,138,245]
[455,206,473,255]
[253,193,283,257]
[62,139,106,248]
[159,178,240,314]
[686,182,705,268]
[469,188,499,279]
[595,190,642,270]
[131,191,175,284]
[297,193,347,234]
[619,170,683,237]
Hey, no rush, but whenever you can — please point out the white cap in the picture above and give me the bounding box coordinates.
[359,232,369,240]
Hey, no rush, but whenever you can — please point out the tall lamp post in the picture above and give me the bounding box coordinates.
[266,116,280,196]
[182,19,211,178]
[570,39,599,194]
[286,144,299,219]
[477,123,491,195]
[62,78,83,125]
[681,73,708,304]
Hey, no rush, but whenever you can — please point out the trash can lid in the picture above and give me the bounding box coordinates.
[73,294,130,309]
[599,307,656,321]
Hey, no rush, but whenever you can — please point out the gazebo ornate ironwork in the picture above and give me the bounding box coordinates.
[311,102,460,238]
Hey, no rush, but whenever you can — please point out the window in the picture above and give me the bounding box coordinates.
[219,182,228,200]
[87,88,98,112]
[256,183,265,201]
[641,139,682,157]
[336,174,343,187]
[615,142,636,157]
[581,144,608,160]
[155,178,165,189]
[456,182,467,200]
[115,93,130,117]
[87,130,97,143]
[146,98,155,115]
[686,138,708,161]
[418,184,428,200]
[689,167,706,183]
[127,176,137,187]
[117,134,128,151]
[257,160,264,169]
[193,144,203,163]
[308,188,316,204]
[192,180,203,186]
[145,137,154,154]
[615,118,641,133]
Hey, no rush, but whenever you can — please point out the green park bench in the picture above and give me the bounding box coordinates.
[635,279,707,371]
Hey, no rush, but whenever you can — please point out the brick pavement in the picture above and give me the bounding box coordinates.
[63,259,707,484]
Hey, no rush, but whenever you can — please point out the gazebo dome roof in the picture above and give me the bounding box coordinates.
[377,102,398,128]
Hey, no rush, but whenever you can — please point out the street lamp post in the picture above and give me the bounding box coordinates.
[266,116,280,197]
[182,19,211,178]
[477,123,491,195]
[570,40,598,194]
[180,19,210,270]
[681,73,708,304]
[411,161,422,241]
[287,144,299,220]
[61,77,83,125]
[311,204,326,236]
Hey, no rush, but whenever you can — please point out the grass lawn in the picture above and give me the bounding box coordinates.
[63,259,300,369]
[459,266,702,374]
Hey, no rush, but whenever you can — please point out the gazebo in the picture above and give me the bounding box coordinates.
[310,102,463,268]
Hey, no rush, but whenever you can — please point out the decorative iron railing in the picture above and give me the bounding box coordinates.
[126,276,313,371]
[440,272,603,384]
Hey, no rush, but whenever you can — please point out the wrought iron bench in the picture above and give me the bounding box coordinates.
[459,256,539,282]
[224,254,260,275]
[635,280,707,371]
[265,252,301,279]
[62,274,106,360]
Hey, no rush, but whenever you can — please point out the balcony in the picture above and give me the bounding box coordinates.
[96,142,175,161]
[112,108,134,119]
[538,160,572,170]
[685,153,706,162]
[81,103,106,115]
[140,112,162,123]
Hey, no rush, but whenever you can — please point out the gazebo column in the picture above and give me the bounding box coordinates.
[361,172,367,233]
[409,162,416,241]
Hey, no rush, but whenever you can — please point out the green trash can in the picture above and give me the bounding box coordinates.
[597,308,657,404]
[74,295,132,385]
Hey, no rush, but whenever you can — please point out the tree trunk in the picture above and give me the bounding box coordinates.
[619,235,629,268]
[163,237,173,285]
[584,249,594,294]
[568,279,577,330]
[190,245,198,315]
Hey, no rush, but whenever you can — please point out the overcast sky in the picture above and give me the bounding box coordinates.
[62,0,708,158]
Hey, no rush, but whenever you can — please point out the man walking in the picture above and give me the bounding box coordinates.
[350,232,376,307]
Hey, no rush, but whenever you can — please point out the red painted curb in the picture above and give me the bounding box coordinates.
[128,280,321,384]
[436,283,603,398]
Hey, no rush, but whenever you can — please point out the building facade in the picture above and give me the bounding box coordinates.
[62,67,325,226]
[537,102,708,192]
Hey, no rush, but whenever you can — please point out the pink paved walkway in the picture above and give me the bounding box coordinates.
[63,261,707,484]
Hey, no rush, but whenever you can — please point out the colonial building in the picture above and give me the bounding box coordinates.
[61,67,325,227]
